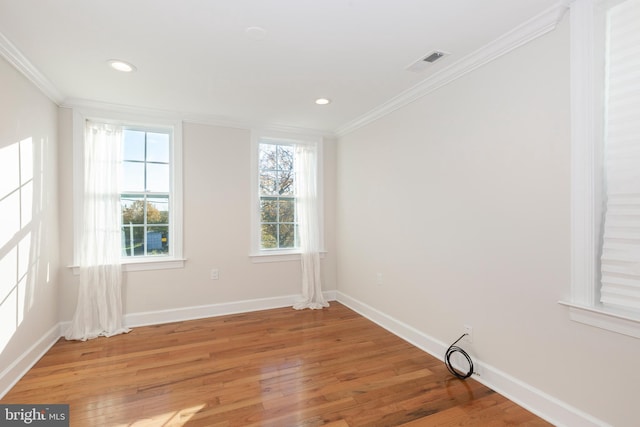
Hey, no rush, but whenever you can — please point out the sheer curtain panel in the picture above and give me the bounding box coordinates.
[65,122,130,341]
[293,143,328,310]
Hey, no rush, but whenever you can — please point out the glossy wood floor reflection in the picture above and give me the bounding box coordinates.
[1,303,551,426]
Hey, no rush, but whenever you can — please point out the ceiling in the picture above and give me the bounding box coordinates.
[0,0,563,135]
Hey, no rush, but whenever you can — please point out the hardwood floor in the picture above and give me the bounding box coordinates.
[1,303,551,426]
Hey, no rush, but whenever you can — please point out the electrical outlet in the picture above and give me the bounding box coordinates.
[463,325,473,343]
[210,269,219,280]
[376,273,383,285]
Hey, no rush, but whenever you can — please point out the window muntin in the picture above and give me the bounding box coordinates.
[72,110,183,272]
[249,131,323,261]
[121,128,172,258]
[258,142,298,249]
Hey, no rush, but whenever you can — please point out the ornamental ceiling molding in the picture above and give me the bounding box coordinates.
[0,31,64,104]
[335,1,571,137]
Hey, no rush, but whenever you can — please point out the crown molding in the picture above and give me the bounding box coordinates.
[0,31,64,104]
[63,98,335,137]
[1,1,570,139]
[63,97,237,125]
[0,29,332,137]
[335,1,571,137]
[182,112,334,138]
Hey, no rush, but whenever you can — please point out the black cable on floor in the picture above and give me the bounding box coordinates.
[445,333,474,379]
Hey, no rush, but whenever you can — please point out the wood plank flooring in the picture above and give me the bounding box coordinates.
[1,303,551,426]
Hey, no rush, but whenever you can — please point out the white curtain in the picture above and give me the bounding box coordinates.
[293,143,328,310]
[65,122,130,341]
[600,0,640,311]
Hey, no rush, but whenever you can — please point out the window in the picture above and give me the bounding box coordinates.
[564,0,640,338]
[258,142,298,250]
[598,0,640,313]
[250,132,323,261]
[73,110,183,271]
[121,129,171,257]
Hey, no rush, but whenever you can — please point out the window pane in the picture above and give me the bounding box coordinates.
[147,132,170,163]
[278,171,295,195]
[277,145,295,172]
[259,144,277,170]
[147,226,169,255]
[147,196,169,224]
[121,225,144,256]
[147,163,170,192]
[260,198,277,222]
[118,128,175,259]
[279,224,295,248]
[121,195,145,225]
[261,224,277,249]
[256,141,301,251]
[122,161,145,191]
[260,170,278,195]
[279,199,295,223]
[123,130,145,161]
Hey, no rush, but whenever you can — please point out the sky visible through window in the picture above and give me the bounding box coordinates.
[122,130,170,193]
[121,129,170,257]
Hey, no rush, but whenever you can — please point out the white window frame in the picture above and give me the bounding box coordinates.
[249,130,325,263]
[561,0,640,338]
[72,108,184,272]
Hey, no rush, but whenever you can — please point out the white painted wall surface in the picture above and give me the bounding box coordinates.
[5,8,636,425]
[336,17,639,426]
[57,120,337,320]
[0,56,60,392]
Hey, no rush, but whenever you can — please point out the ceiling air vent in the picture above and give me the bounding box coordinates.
[406,50,450,72]
[423,51,445,63]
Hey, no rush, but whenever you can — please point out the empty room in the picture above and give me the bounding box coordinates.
[0,0,638,426]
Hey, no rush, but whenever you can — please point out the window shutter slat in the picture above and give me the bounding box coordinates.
[600,0,640,311]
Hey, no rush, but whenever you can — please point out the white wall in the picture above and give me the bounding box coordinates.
[57,119,337,321]
[5,8,636,426]
[336,16,639,427]
[0,56,60,393]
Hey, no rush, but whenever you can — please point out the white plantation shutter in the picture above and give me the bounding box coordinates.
[600,0,640,311]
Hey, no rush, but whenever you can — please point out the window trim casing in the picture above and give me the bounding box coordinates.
[249,130,325,262]
[563,0,640,339]
[71,108,184,272]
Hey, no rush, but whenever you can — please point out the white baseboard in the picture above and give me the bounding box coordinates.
[1,290,606,427]
[0,324,60,399]
[335,291,609,427]
[7,290,338,399]
[122,290,338,328]
[59,290,338,332]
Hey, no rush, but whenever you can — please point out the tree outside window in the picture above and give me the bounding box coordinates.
[258,143,298,249]
[120,129,171,257]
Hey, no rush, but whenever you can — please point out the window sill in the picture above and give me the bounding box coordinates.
[69,258,186,275]
[558,301,640,339]
[250,250,326,264]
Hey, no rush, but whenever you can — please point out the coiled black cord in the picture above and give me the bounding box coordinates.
[445,333,474,380]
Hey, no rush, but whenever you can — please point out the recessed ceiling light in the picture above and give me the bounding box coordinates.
[108,59,137,73]
[315,98,331,105]
[245,26,267,40]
